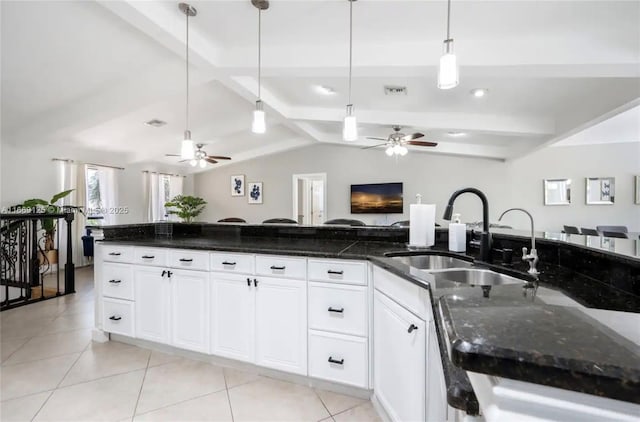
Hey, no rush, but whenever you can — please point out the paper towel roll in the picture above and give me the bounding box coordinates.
[409,204,436,247]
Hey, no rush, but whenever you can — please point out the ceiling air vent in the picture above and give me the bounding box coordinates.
[384,85,407,96]
[145,119,167,127]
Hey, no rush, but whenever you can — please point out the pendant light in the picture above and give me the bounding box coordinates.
[251,0,269,134]
[179,3,196,160]
[437,0,459,90]
[343,0,357,142]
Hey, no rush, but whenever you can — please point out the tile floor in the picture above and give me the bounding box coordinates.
[0,267,381,422]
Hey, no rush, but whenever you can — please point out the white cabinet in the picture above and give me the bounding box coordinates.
[374,290,427,422]
[171,269,210,353]
[134,266,170,344]
[211,274,255,362]
[255,276,308,375]
[427,319,448,422]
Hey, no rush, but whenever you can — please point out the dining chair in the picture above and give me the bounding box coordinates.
[580,228,599,236]
[218,217,246,223]
[602,231,628,239]
[324,219,366,226]
[563,225,580,235]
[596,225,628,234]
[262,218,297,224]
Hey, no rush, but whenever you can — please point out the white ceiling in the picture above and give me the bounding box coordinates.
[1,0,639,171]
[554,105,640,147]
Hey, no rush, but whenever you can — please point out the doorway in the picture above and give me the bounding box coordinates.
[292,173,327,225]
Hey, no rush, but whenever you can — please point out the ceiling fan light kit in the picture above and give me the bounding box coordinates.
[251,0,268,134]
[437,0,459,90]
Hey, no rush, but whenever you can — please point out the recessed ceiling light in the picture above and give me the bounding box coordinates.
[145,119,167,127]
[447,131,466,137]
[315,85,336,95]
[470,88,488,98]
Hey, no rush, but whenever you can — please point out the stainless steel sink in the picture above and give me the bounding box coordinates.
[429,268,525,287]
[390,255,473,270]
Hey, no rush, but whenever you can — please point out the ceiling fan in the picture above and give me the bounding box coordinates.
[363,126,438,156]
[166,143,231,168]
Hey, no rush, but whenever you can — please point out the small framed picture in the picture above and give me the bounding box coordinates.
[248,182,263,204]
[231,175,245,196]
[635,175,640,205]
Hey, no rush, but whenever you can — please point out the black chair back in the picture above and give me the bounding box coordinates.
[263,218,297,224]
[324,219,366,226]
[580,228,599,236]
[218,217,246,223]
[602,231,628,239]
[596,225,628,234]
[390,220,410,228]
[563,225,580,235]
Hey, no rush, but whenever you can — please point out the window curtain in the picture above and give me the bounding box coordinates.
[144,172,162,222]
[168,176,184,221]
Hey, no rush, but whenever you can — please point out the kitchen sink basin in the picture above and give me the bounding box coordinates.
[390,255,473,270]
[429,268,525,287]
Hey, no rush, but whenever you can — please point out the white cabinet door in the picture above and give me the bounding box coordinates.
[255,276,307,375]
[171,269,210,353]
[427,318,448,422]
[134,266,170,344]
[211,274,255,362]
[374,290,426,422]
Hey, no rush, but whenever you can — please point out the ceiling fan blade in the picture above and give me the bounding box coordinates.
[207,155,232,160]
[401,133,425,142]
[205,157,218,164]
[361,143,388,150]
[366,137,388,141]
[165,154,181,157]
[407,140,438,147]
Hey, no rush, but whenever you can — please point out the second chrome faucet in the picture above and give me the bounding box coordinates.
[498,208,539,276]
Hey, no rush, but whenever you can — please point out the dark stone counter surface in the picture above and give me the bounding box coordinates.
[98,222,640,412]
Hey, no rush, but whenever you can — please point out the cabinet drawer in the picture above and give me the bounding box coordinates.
[168,250,210,271]
[102,245,133,263]
[308,330,368,388]
[133,247,168,267]
[256,255,306,279]
[103,298,135,337]
[308,283,367,337]
[211,252,254,274]
[102,263,134,300]
[308,259,367,285]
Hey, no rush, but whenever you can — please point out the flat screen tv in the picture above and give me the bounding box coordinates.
[351,182,403,214]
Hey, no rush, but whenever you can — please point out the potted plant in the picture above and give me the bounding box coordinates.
[22,189,75,266]
[165,195,207,223]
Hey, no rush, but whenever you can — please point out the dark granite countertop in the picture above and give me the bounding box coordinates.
[98,231,640,412]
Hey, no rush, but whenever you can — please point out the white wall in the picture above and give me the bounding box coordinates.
[0,141,193,224]
[193,142,640,232]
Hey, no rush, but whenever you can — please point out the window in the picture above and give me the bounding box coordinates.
[86,167,103,217]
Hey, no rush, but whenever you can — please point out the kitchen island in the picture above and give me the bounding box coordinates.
[93,222,640,422]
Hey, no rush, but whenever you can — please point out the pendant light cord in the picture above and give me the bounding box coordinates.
[348,0,353,105]
[258,8,262,100]
[185,10,190,131]
[446,0,451,40]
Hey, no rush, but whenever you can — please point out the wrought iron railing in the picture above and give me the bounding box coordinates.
[0,212,75,310]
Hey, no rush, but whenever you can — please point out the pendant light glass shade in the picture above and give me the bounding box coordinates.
[181,130,195,160]
[252,100,266,134]
[343,104,358,141]
[438,40,459,90]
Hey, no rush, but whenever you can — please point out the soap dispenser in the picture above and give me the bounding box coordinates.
[448,213,466,253]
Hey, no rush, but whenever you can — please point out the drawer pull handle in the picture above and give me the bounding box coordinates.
[108,279,121,284]
[328,357,344,365]
[408,324,419,333]
[254,278,259,287]
[270,265,286,271]
[179,258,193,262]
[247,278,251,286]
[108,252,121,256]
[328,307,344,313]
[222,261,237,266]
[109,316,122,321]
[327,270,344,275]
[141,255,155,259]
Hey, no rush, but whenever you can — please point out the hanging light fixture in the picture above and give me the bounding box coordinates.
[343,0,358,142]
[437,0,459,90]
[179,3,196,160]
[251,0,269,134]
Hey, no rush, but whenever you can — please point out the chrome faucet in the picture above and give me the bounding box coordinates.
[443,188,492,262]
[498,208,539,277]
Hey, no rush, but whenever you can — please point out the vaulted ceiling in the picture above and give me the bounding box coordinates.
[2,0,639,170]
